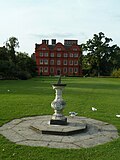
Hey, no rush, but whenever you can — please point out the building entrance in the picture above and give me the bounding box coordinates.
[57,70,61,75]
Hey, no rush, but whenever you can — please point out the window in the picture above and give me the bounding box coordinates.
[40,67,43,72]
[42,48,46,50]
[64,53,68,57]
[69,60,73,65]
[57,60,61,65]
[74,68,78,73]
[44,59,48,65]
[39,52,43,57]
[74,53,78,57]
[57,48,61,51]
[50,67,54,73]
[50,60,54,65]
[57,53,61,57]
[44,53,48,57]
[44,67,48,72]
[69,53,73,57]
[50,53,54,57]
[40,59,43,64]
[74,60,78,65]
[73,48,77,51]
[63,60,67,65]
[69,68,73,73]
[63,67,67,73]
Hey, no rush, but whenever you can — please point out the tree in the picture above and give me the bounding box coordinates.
[109,45,120,69]
[81,54,91,76]
[0,37,37,80]
[16,52,37,79]
[0,46,9,60]
[82,32,120,76]
[5,37,19,62]
[0,46,17,79]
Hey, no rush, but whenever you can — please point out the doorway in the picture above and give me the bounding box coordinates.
[57,70,61,75]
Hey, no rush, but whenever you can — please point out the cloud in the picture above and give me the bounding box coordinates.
[30,33,78,39]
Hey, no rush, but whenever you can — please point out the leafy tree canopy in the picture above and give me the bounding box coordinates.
[82,32,120,76]
[0,37,37,80]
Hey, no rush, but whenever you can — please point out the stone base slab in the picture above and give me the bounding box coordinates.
[0,115,119,149]
[30,118,87,136]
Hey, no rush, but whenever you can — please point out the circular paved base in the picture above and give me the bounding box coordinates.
[0,115,119,149]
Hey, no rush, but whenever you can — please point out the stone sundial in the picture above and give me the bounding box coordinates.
[30,76,87,136]
[50,75,67,125]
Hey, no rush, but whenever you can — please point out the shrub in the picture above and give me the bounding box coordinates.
[17,71,32,80]
[111,69,120,78]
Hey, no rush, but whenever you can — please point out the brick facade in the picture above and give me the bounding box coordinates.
[35,39,82,76]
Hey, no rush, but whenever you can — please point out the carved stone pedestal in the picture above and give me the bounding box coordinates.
[50,83,67,125]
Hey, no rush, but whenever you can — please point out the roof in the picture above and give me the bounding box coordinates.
[35,40,81,51]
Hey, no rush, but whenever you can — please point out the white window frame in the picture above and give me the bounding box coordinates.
[44,53,48,57]
[50,53,54,57]
[42,48,46,50]
[40,59,43,64]
[63,60,67,65]
[57,48,61,51]
[64,53,68,57]
[73,48,77,51]
[74,60,78,65]
[50,59,54,65]
[50,67,54,73]
[69,68,73,73]
[44,59,48,65]
[57,53,61,57]
[69,53,73,57]
[40,67,43,72]
[63,67,67,73]
[74,53,78,57]
[39,52,43,57]
[69,60,73,65]
[44,67,48,72]
[74,68,78,73]
[57,60,61,65]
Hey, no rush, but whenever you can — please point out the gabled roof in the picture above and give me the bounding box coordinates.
[35,42,81,51]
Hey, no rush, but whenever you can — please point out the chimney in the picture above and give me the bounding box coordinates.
[42,39,49,45]
[46,40,49,45]
[64,40,78,46]
[51,39,56,45]
[42,39,46,44]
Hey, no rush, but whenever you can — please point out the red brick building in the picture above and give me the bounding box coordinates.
[35,39,82,76]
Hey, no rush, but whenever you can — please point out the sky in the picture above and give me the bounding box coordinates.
[0,0,120,55]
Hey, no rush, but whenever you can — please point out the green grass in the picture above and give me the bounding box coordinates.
[0,77,120,160]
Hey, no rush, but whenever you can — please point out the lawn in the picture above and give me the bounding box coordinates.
[0,77,120,160]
